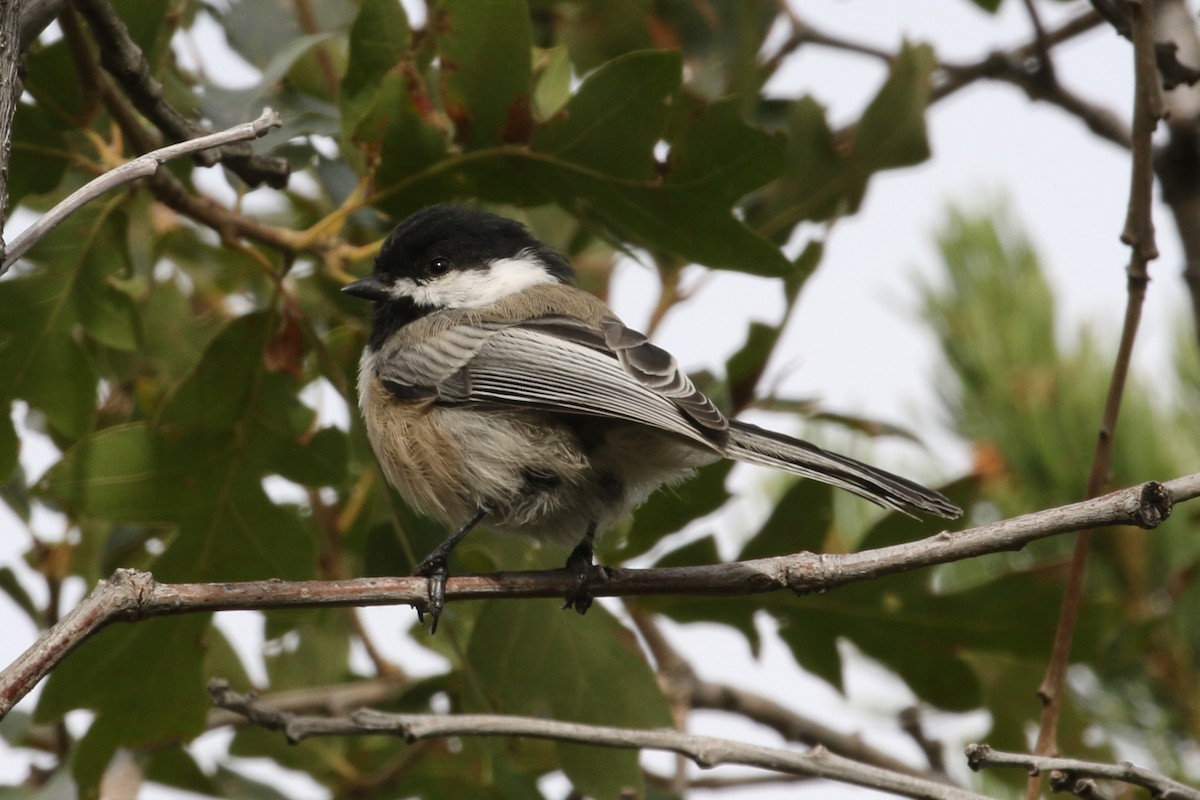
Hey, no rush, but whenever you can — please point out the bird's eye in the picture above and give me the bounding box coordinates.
[428,257,451,276]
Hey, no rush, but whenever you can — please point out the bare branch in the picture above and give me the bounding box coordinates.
[1028,2,1164,794]
[935,11,1131,150]
[899,707,947,775]
[208,679,987,800]
[206,678,407,730]
[0,0,24,265]
[968,744,1200,800]
[18,0,65,52]
[0,107,282,274]
[1089,0,1200,87]
[72,0,289,189]
[1152,0,1200,343]
[691,681,938,780]
[1,475,1194,723]
[632,610,945,781]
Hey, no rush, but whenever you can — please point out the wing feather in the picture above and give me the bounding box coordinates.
[372,315,726,450]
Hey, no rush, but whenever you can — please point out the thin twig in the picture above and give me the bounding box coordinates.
[208,679,986,800]
[899,707,947,775]
[18,0,66,52]
[0,107,282,273]
[968,744,1200,800]
[1020,0,1057,82]
[206,677,407,730]
[72,0,289,188]
[1,474,1193,723]
[1026,2,1163,796]
[934,11,1130,150]
[691,680,937,780]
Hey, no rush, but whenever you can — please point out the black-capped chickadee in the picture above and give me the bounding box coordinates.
[344,205,960,630]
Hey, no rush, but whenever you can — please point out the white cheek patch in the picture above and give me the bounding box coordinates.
[399,251,556,309]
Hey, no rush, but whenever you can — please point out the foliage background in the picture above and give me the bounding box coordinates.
[0,0,1198,798]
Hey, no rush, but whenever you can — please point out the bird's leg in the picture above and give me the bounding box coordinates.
[562,522,597,615]
[413,506,489,633]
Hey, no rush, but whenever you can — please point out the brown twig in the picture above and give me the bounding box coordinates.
[899,707,947,775]
[691,681,937,780]
[0,0,24,265]
[60,18,314,262]
[969,744,1200,800]
[1026,3,1163,797]
[208,679,986,800]
[0,107,283,273]
[1020,0,1057,82]
[18,0,66,52]
[780,7,1127,150]
[1,474,1193,723]
[72,0,289,188]
[206,677,407,730]
[935,11,1130,150]
[631,609,939,780]
[1152,0,1200,344]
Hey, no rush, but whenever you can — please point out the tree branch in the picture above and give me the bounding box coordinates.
[72,0,289,188]
[968,744,1200,800]
[207,679,987,800]
[206,677,407,730]
[632,609,945,783]
[935,11,1131,150]
[0,0,24,265]
[1,475,1194,723]
[1028,2,1163,795]
[17,0,65,52]
[1152,0,1200,344]
[0,107,282,274]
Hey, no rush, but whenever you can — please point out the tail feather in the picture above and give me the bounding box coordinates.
[725,420,961,519]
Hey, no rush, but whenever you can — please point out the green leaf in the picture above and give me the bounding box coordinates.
[35,616,210,793]
[611,461,732,561]
[465,601,671,799]
[264,608,353,690]
[156,313,272,433]
[533,50,679,180]
[739,478,835,560]
[532,47,572,120]
[341,0,413,134]
[667,96,783,204]
[0,203,139,439]
[750,43,934,237]
[374,151,792,276]
[0,411,16,481]
[726,321,780,412]
[855,42,935,176]
[361,70,452,188]
[143,746,218,797]
[43,423,315,583]
[0,566,39,622]
[435,0,533,147]
[9,102,68,205]
[43,311,320,583]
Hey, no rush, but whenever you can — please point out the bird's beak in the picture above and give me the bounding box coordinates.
[342,275,390,302]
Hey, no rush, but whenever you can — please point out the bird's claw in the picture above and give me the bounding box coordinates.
[413,555,449,634]
[562,541,595,615]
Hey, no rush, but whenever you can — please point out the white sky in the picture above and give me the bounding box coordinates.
[1,1,1193,798]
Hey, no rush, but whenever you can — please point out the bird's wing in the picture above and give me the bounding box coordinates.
[372,314,727,449]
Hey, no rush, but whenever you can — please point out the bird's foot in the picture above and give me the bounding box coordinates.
[413,553,449,634]
[562,541,595,615]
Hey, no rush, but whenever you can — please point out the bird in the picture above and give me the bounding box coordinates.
[343,204,961,631]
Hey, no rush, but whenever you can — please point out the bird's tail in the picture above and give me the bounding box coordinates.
[725,420,962,519]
